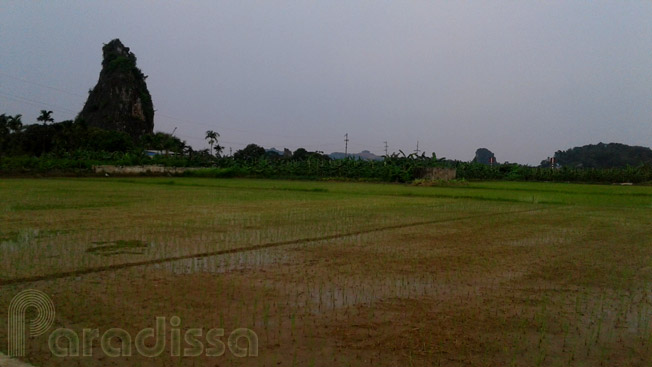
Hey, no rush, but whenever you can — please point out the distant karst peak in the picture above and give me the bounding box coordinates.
[77,38,154,140]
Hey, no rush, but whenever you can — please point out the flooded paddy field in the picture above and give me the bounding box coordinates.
[1,178,651,366]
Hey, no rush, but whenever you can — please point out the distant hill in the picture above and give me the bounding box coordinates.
[266,147,284,156]
[472,148,497,165]
[543,143,652,168]
[329,150,383,161]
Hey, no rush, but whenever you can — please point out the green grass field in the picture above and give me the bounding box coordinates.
[1,178,651,366]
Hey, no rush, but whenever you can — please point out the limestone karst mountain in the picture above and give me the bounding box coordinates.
[78,39,154,140]
[473,148,497,165]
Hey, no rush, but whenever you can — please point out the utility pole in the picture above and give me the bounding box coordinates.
[171,127,177,136]
[344,133,349,156]
[384,141,388,156]
[229,147,232,156]
[414,141,420,155]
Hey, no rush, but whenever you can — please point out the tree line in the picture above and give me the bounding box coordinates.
[1,113,651,183]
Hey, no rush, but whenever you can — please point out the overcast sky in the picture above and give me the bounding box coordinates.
[1,1,651,164]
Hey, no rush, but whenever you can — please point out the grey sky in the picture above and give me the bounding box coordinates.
[1,1,651,165]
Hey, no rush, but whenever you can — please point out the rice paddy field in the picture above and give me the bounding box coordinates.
[1,177,651,366]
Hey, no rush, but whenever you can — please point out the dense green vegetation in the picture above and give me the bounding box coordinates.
[2,113,652,183]
[0,114,206,168]
[543,142,652,168]
[454,161,652,183]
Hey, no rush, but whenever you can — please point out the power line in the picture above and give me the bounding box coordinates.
[0,89,390,155]
[0,90,80,115]
[0,71,86,98]
[1,71,342,141]
[0,72,390,154]
[0,87,387,155]
[157,111,342,141]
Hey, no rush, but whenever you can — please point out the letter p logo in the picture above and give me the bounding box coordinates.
[8,289,55,357]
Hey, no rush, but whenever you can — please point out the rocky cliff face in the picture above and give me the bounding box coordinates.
[78,39,154,140]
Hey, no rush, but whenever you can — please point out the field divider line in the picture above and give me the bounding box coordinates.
[0,208,547,286]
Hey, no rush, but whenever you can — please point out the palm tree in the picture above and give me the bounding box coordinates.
[7,114,22,133]
[0,114,21,163]
[0,114,10,138]
[37,110,54,125]
[205,130,219,156]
